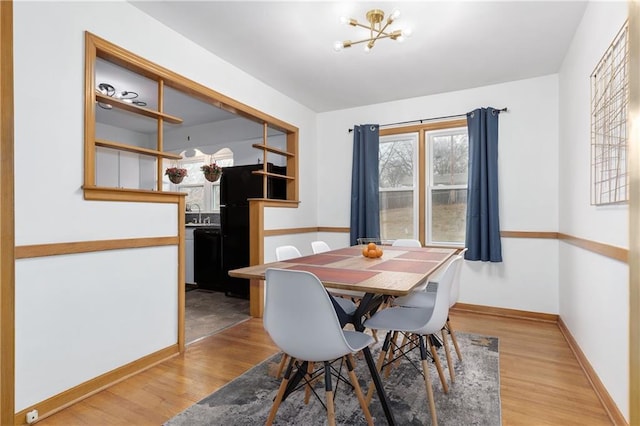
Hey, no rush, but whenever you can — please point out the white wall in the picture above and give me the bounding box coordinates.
[558,1,628,419]
[317,75,561,314]
[13,1,317,411]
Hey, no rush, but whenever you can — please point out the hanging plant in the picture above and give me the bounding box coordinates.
[201,162,223,182]
[165,167,188,184]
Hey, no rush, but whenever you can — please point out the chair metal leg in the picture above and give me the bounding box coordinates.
[441,329,455,383]
[266,357,295,425]
[428,334,449,394]
[419,336,438,426]
[447,318,463,361]
[324,361,336,426]
[392,332,410,370]
[347,354,374,426]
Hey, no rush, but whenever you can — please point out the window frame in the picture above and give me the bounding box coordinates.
[379,133,419,241]
[426,127,469,245]
[379,119,468,246]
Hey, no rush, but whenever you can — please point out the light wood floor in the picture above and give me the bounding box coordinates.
[36,311,612,425]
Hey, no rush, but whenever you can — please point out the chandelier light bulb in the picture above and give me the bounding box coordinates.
[340,15,348,24]
[402,27,413,38]
[390,9,401,20]
[334,41,344,51]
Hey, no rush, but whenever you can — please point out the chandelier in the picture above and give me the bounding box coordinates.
[96,83,147,110]
[334,8,412,52]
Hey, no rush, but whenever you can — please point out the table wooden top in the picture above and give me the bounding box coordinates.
[228,246,457,297]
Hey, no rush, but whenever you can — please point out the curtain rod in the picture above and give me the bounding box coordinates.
[347,107,508,133]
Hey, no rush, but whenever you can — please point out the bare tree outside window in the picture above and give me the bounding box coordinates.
[429,131,468,244]
[378,125,468,245]
[379,135,417,240]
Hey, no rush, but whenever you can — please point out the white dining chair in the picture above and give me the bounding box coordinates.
[275,245,302,261]
[393,248,467,383]
[273,244,358,378]
[311,240,331,254]
[363,256,461,426]
[391,238,422,247]
[264,268,374,426]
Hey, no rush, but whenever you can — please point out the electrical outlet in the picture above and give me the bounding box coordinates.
[26,409,38,424]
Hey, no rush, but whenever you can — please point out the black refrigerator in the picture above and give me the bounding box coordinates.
[220,163,286,298]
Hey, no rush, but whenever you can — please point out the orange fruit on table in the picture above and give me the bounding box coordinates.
[368,249,378,258]
[367,242,377,250]
[376,247,383,257]
[362,247,369,257]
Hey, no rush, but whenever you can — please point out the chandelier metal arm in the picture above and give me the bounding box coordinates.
[347,33,396,47]
[350,21,393,37]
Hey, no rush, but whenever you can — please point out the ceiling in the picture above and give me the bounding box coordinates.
[130,1,588,113]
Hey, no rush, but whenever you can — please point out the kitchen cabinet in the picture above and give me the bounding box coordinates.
[185,227,195,284]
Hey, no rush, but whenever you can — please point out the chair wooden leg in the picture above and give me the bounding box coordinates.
[447,318,463,361]
[366,331,392,405]
[276,353,289,378]
[324,361,336,426]
[266,358,294,426]
[347,354,374,426]
[419,336,438,426]
[385,331,399,378]
[304,361,315,404]
[428,335,449,394]
[441,329,455,383]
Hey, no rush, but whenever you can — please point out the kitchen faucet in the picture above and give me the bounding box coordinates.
[189,203,201,223]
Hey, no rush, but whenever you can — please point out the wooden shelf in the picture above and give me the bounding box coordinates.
[252,170,295,180]
[95,93,183,124]
[95,139,183,159]
[251,144,295,157]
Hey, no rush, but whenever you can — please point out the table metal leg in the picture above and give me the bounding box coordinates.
[355,293,396,425]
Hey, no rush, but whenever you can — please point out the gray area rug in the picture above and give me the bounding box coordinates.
[167,332,500,425]
[185,289,250,344]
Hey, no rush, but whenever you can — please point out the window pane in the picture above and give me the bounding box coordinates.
[432,133,468,185]
[211,184,221,211]
[379,138,414,188]
[379,134,417,241]
[182,186,205,212]
[380,190,414,239]
[431,188,467,243]
[180,161,206,185]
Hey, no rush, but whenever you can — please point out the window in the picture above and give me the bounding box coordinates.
[379,134,418,240]
[163,148,233,212]
[379,121,468,245]
[427,128,468,244]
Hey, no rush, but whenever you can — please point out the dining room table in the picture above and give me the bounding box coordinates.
[228,244,458,425]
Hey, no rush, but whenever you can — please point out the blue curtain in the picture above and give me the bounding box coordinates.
[465,108,502,262]
[350,124,380,246]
